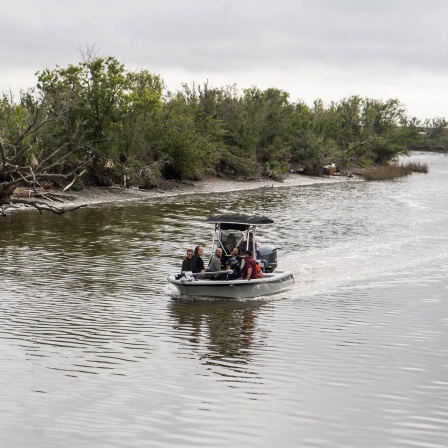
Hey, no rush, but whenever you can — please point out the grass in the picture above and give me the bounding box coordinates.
[362,161,429,181]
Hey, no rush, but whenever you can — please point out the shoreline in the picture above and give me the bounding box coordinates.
[10,173,360,212]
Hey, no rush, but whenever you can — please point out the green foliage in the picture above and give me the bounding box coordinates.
[407,117,448,151]
[1,52,443,191]
[290,132,339,174]
[36,54,164,167]
[142,89,218,180]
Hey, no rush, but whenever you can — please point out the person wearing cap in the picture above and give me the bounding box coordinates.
[241,250,258,280]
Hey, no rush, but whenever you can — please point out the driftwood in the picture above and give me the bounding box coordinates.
[1,197,86,216]
[1,185,86,216]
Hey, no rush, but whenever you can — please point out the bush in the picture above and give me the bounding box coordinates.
[362,161,428,180]
[404,161,428,173]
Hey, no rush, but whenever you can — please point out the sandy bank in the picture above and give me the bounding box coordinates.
[11,173,360,212]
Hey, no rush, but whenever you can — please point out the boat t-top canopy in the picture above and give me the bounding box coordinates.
[206,214,273,257]
[205,214,274,226]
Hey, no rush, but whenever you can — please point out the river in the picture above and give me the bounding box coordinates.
[1,152,447,448]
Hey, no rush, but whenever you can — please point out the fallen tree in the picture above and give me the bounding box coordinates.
[0,90,92,215]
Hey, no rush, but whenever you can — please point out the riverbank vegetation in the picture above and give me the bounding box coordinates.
[1,51,445,211]
[360,161,429,181]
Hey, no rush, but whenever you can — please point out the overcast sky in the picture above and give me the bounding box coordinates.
[2,0,448,120]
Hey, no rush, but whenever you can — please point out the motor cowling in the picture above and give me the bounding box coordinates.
[258,244,277,272]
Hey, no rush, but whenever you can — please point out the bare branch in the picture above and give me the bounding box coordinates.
[0,197,87,215]
[10,136,38,166]
[0,136,6,168]
[12,104,41,147]
[63,169,86,191]
[37,155,94,179]
[17,166,39,187]
[12,101,74,148]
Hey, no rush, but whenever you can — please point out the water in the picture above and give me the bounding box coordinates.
[1,152,447,448]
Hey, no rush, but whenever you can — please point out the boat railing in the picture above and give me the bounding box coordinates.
[177,270,234,281]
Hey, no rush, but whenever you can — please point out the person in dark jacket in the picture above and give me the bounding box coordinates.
[181,248,194,272]
[191,245,205,273]
[226,246,243,279]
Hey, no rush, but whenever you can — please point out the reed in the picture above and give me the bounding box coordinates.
[404,161,429,173]
[363,161,429,181]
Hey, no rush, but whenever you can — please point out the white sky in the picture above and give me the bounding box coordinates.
[2,0,448,120]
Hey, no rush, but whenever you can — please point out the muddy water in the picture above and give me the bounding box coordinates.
[1,152,447,447]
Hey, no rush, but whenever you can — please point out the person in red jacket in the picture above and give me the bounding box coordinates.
[241,250,258,280]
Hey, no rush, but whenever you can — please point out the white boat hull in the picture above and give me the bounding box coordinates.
[167,271,294,299]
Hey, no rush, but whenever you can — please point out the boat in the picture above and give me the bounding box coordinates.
[167,214,294,299]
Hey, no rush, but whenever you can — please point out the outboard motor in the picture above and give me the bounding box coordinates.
[258,244,277,272]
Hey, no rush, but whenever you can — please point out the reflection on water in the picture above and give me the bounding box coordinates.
[1,153,448,447]
[169,300,267,375]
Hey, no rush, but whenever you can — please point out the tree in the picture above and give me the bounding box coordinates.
[360,98,411,163]
[153,86,222,180]
[36,53,130,161]
[36,51,165,187]
[423,117,447,139]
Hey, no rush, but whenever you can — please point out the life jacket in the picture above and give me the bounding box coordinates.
[256,263,264,278]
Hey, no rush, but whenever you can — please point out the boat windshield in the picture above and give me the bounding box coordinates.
[220,229,245,255]
[212,224,258,258]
